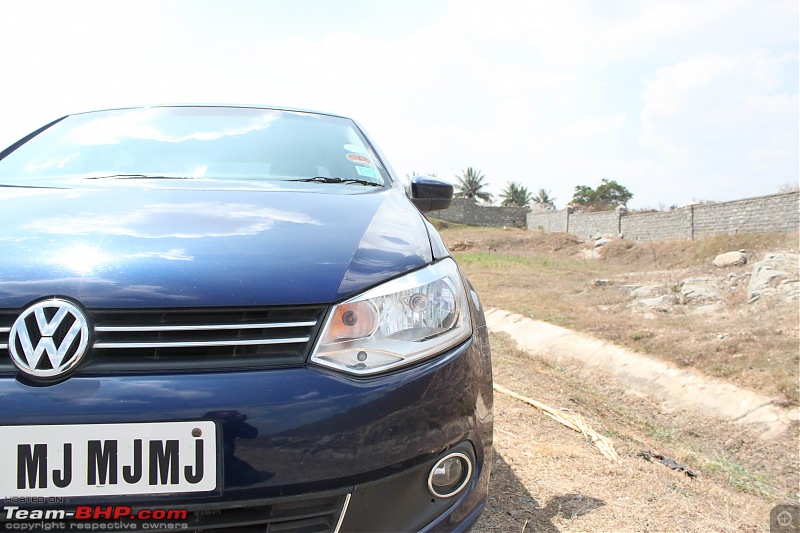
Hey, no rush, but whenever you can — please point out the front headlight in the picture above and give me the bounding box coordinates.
[310,258,472,376]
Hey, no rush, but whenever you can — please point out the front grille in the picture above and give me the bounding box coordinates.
[0,310,13,371]
[0,306,327,372]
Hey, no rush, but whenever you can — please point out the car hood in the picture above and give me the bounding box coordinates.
[0,185,433,308]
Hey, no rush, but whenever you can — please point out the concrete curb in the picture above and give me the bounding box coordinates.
[485,308,799,439]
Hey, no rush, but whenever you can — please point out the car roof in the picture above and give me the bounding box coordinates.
[68,104,351,120]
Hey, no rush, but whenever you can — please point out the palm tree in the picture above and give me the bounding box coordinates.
[531,188,556,210]
[500,182,532,207]
[454,167,492,203]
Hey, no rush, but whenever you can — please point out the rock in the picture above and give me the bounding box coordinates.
[619,284,642,294]
[635,295,675,312]
[713,251,747,267]
[680,277,720,304]
[574,248,602,260]
[630,284,666,299]
[594,237,612,248]
[747,252,800,303]
[777,280,800,300]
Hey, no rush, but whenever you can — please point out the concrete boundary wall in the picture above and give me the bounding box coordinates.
[429,198,529,228]
[428,192,798,240]
[621,209,692,241]
[526,191,799,241]
[566,210,619,239]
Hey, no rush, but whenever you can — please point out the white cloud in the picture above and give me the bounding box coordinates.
[557,114,628,137]
[639,50,798,203]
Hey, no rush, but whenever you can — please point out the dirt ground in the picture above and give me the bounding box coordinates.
[436,224,799,405]
[429,224,800,531]
[473,333,796,532]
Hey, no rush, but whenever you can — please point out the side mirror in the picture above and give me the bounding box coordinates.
[410,176,453,213]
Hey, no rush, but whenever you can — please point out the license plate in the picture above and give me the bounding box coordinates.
[0,421,217,497]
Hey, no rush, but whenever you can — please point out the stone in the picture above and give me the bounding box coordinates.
[619,284,642,294]
[713,251,747,267]
[777,280,800,300]
[574,248,602,260]
[680,277,720,304]
[630,284,666,299]
[747,252,800,303]
[634,295,675,312]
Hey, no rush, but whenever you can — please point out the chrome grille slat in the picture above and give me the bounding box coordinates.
[95,320,317,332]
[0,324,9,350]
[95,336,310,349]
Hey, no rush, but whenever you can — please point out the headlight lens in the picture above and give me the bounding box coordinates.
[310,258,472,375]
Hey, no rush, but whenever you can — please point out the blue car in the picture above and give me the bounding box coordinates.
[0,105,493,532]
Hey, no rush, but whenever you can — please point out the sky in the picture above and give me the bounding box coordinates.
[0,0,797,209]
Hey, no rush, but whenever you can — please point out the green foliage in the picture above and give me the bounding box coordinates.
[571,179,633,211]
[500,181,532,207]
[454,167,492,203]
[531,188,556,210]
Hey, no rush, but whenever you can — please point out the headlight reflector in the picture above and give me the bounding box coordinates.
[310,258,471,375]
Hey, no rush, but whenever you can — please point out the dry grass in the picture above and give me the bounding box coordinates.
[437,224,800,406]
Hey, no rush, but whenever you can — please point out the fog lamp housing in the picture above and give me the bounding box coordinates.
[427,452,472,498]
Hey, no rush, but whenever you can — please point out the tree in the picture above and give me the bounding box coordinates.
[570,179,633,211]
[531,188,556,210]
[500,182,532,207]
[454,167,492,203]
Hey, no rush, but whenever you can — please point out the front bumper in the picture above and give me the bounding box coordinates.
[0,325,493,532]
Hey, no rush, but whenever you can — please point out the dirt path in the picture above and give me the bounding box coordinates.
[484,308,799,439]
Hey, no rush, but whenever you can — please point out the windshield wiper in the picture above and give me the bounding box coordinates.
[289,176,383,187]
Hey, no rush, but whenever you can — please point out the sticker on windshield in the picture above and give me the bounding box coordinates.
[356,166,379,179]
[347,154,371,165]
[344,144,366,153]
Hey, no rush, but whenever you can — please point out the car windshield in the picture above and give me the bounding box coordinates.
[0,106,390,187]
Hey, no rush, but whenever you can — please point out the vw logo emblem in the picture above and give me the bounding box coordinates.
[9,299,90,379]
